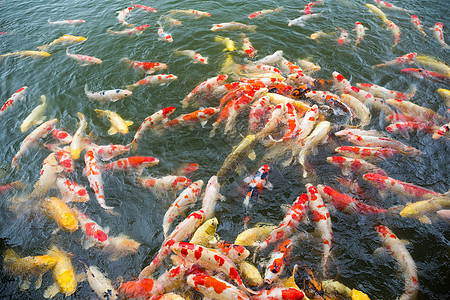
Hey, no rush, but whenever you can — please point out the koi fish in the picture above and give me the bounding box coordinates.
[253,287,305,300]
[374,0,412,12]
[103,234,141,261]
[318,185,386,214]
[248,7,283,19]
[235,223,278,246]
[432,122,449,139]
[384,19,401,47]
[122,58,168,74]
[211,22,256,32]
[347,134,420,154]
[90,144,131,161]
[47,19,85,25]
[297,59,321,73]
[356,83,416,100]
[4,248,57,291]
[161,15,182,26]
[305,90,352,116]
[365,4,387,22]
[363,173,440,201]
[375,225,418,300]
[158,24,173,42]
[432,22,450,49]
[306,184,332,275]
[334,128,386,138]
[20,95,47,132]
[45,144,75,174]
[186,273,250,300]
[189,217,219,247]
[84,85,132,103]
[30,152,63,198]
[85,149,116,214]
[72,207,110,249]
[309,30,334,40]
[335,146,399,161]
[166,107,220,129]
[337,27,349,44]
[264,238,296,284]
[103,156,159,175]
[215,35,236,51]
[411,15,426,36]
[129,106,176,151]
[169,9,211,18]
[136,175,192,193]
[0,50,50,60]
[131,3,156,13]
[322,280,370,300]
[56,176,89,203]
[52,129,72,144]
[248,98,273,133]
[12,119,57,169]
[117,7,134,26]
[107,24,150,36]
[288,13,321,27]
[345,85,394,114]
[176,49,209,64]
[181,75,228,107]
[386,98,447,123]
[243,165,272,225]
[82,263,118,300]
[415,55,450,77]
[304,1,322,14]
[340,94,371,127]
[1,86,28,116]
[66,48,102,66]
[256,194,309,252]
[126,74,178,90]
[44,246,77,298]
[201,176,224,220]
[326,156,387,177]
[256,50,284,65]
[398,194,450,224]
[162,180,204,238]
[438,88,450,107]
[37,34,86,51]
[387,122,436,135]
[0,181,25,195]
[354,22,368,45]
[119,278,156,299]
[217,240,250,263]
[372,52,417,68]
[402,67,450,83]
[95,109,133,135]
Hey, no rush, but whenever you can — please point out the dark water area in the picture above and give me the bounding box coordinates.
[0,0,449,299]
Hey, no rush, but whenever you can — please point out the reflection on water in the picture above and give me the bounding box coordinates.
[0,0,449,299]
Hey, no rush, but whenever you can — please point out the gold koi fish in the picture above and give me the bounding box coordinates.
[41,197,78,232]
[95,109,133,135]
[37,34,86,51]
[44,246,78,298]
[189,217,219,247]
[0,50,50,60]
[234,223,277,246]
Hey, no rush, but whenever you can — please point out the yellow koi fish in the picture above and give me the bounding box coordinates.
[94,109,133,135]
[189,217,219,247]
[37,34,86,51]
[416,55,450,77]
[365,4,387,22]
[214,35,236,51]
[0,50,50,60]
[44,246,78,298]
[234,223,277,246]
[399,194,450,224]
[70,112,87,160]
[41,197,79,232]
[20,95,47,132]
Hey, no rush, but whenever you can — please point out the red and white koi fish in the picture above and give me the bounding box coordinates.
[45,144,74,173]
[335,177,374,201]
[84,149,115,214]
[158,24,173,42]
[117,7,134,26]
[373,0,412,12]
[72,207,110,249]
[139,210,204,279]
[136,175,192,193]
[432,22,449,49]
[165,107,220,128]
[288,13,321,27]
[346,85,394,114]
[129,107,176,151]
[337,27,349,44]
[0,181,24,195]
[211,22,256,32]
[243,165,272,226]
[268,102,300,143]
[169,9,211,18]
[384,19,401,47]
[304,1,322,14]
[90,144,130,161]
[126,74,178,90]
[48,19,85,25]
[119,278,158,299]
[387,122,436,135]
[52,129,72,144]
[12,119,57,169]
[331,71,351,93]
[241,33,256,58]
[66,48,101,65]
[170,242,254,293]
[335,146,399,161]
[265,237,297,284]
[252,287,305,300]
[279,58,302,75]
[163,180,204,238]
[326,156,387,176]
[354,22,368,45]
[256,194,309,252]
[202,175,225,220]
[347,134,421,155]
[1,86,28,116]
[385,113,429,124]
[295,104,319,142]
[356,83,416,100]
[103,156,159,175]
[248,98,273,133]
[56,176,89,203]
[375,225,418,300]
[187,273,249,300]
[32,153,64,197]
[401,68,450,84]
[387,98,447,123]
[432,122,449,139]
[108,24,150,36]
[373,52,417,68]
[217,241,250,263]
[363,173,440,200]
[175,49,208,64]
[181,75,228,108]
[411,15,426,36]
[318,185,386,214]
[248,7,283,19]
[335,128,385,138]
[307,184,332,275]
[122,58,167,74]
[131,3,157,13]
[85,85,132,103]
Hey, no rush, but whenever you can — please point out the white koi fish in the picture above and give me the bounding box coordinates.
[288,13,321,27]
[187,273,250,299]
[373,0,413,13]
[117,6,134,26]
[32,153,64,197]
[211,22,256,32]
[169,9,211,18]
[125,74,178,90]
[354,21,368,45]
[181,74,228,108]
[94,109,133,135]
[20,95,47,132]
[47,19,85,25]
[175,49,208,64]
[202,176,225,220]
[158,23,173,42]
[82,263,118,300]
[84,85,132,103]
[107,24,150,36]
[66,48,102,66]
[384,18,401,47]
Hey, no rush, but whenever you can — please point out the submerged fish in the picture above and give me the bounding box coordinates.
[94,109,133,135]
[37,34,86,51]
[0,51,50,59]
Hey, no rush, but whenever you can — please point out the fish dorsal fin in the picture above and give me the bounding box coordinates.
[125,120,134,126]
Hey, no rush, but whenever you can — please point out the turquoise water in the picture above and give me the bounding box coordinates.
[0,0,449,299]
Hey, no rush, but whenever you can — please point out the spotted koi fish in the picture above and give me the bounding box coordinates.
[187,273,249,300]
[346,86,394,114]
[432,22,450,49]
[331,71,351,94]
[85,149,116,214]
[56,176,89,203]
[51,129,72,144]
[354,21,367,45]
[103,156,159,175]
[117,6,133,26]
[264,237,297,284]
[82,263,119,300]
[401,68,450,84]
[169,9,211,18]
[335,146,399,161]
[85,85,132,103]
[158,24,173,42]
[356,83,416,100]
[305,90,352,116]
[385,113,429,124]
[326,156,387,177]
[126,74,178,90]
[253,287,305,299]
[122,58,167,74]
[306,184,332,275]
[241,33,256,57]
[1,86,28,115]
[256,194,309,252]
[248,97,273,133]
[318,185,386,214]
[411,15,426,36]
[66,48,102,65]
[372,52,417,68]
[181,74,228,108]
[248,7,283,19]
[291,79,327,99]
[162,180,204,238]
[375,225,418,300]
[384,19,401,46]
[243,164,272,226]
[136,175,192,194]
[41,197,78,232]
[387,98,446,123]
[175,49,208,64]
[108,24,150,36]
[31,153,64,197]
[72,207,110,249]
[338,27,349,44]
[131,3,156,12]
[387,122,436,135]
[347,134,421,155]
[90,144,130,161]
[217,240,250,263]
[45,144,75,173]
[268,102,301,143]
[374,0,412,12]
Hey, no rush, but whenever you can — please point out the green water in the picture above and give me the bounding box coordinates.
[0,0,449,299]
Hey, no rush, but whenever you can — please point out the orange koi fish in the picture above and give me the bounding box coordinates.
[217,240,250,263]
[187,273,249,300]
[122,58,167,74]
[103,156,159,175]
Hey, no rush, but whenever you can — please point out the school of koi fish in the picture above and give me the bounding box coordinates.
[0,0,449,299]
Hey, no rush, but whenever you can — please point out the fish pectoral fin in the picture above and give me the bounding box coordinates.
[35,274,43,289]
[76,272,87,283]
[43,283,60,298]
[264,181,273,190]
[19,279,31,291]
[248,150,256,160]
[373,246,388,256]
[108,127,118,135]
[125,120,134,126]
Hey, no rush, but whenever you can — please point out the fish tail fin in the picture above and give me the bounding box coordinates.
[47,19,52,24]
[214,35,224,42]
[372,63,383,69]
[125,84,135,91]
[248,25,257,32]
[128,140,139,154]
[36,45,48,51]
[275,6,284,12]
[121,57,130,64]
